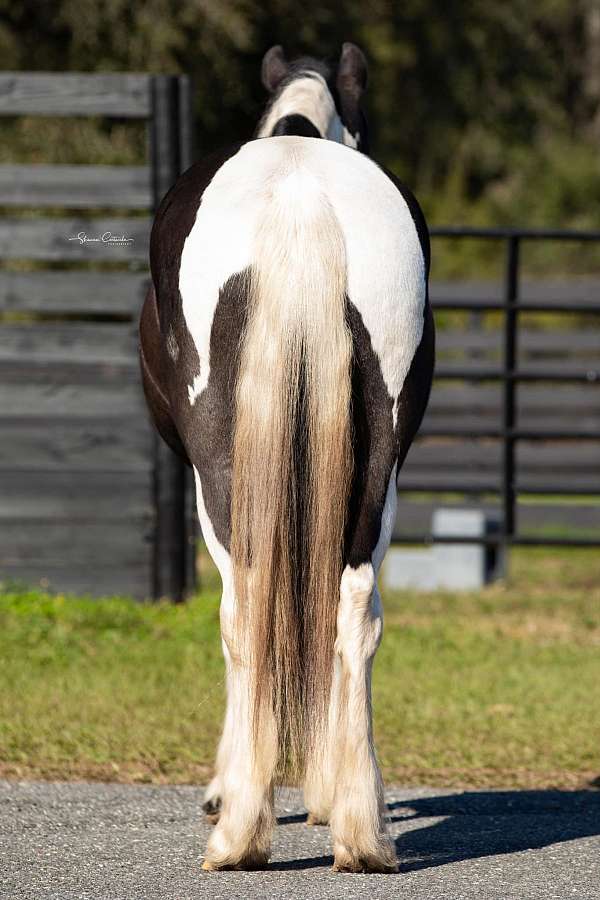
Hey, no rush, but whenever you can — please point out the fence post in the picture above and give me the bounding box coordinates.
[149,75,188,601]
[502,235,520,552]
[175,75,200,594]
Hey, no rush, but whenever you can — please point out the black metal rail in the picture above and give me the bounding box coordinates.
[396,226,600,551]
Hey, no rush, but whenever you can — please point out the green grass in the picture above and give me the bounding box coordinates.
[1,548,599,789]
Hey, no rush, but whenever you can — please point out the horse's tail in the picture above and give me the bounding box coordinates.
[231,164,353,774]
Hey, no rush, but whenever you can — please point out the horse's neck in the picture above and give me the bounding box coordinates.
[257,75,337,140]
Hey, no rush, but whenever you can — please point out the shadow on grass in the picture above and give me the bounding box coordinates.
[273,789,600,873]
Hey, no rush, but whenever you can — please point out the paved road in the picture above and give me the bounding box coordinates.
[1,781,600,899]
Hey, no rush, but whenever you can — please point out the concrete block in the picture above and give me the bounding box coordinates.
[381,507,504,592]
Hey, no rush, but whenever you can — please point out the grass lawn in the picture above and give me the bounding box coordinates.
[1,548,599,789]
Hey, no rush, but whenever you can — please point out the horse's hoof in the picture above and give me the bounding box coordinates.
[234,852,269,871]
[333,860,398,874]
[333,846,398,874]
[201,851,269,872]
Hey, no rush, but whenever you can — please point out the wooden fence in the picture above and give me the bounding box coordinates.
[0,76,597,598]
[0,72,195,600]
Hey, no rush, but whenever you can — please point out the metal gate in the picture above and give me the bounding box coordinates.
[395,227,600,554]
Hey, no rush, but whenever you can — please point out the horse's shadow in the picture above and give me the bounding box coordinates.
[273,788,600,873]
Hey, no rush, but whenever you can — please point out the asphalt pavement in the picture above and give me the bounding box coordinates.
[1,781,600,899]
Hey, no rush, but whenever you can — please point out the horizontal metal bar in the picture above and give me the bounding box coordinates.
[391,534,600,547]
[434,367,599,383]
[430,226,600,241]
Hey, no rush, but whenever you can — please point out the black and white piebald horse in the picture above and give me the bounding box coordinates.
[140,43,434,873]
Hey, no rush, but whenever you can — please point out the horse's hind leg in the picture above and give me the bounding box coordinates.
[329,563,397,873]
[203,639,277,870]
[194,470,277,870]
[325,455,399,873]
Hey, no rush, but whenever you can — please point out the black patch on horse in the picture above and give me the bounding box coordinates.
[344,300,395,568]
[176,270,251,551]
[271,114,322,138]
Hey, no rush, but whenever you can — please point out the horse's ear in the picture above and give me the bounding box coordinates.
[336,42,368,99]
[262,45,289,93]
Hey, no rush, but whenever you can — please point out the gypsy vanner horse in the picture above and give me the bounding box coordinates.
[140,43,434,873]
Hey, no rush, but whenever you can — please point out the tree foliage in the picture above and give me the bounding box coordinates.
[2,0,600,231]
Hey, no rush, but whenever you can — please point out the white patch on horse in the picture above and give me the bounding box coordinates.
[258,73,358,149]
[193,466,232,590]
[166,325,179,362]
[193,467,236,823]
[372,461,398,573]
[179,146,264,402]
[258,74,335,138]
[343,127,360,149]
[301,140,426,425]
[187,373,203,405]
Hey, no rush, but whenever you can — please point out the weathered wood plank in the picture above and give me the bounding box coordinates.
[0,165,152,208]
[0,270,148,315]
[436,328,600,354]
[420,414,600,434]
[0,521,153,566]
[0,359,140,384]
[0,470,152,520]
[0,419,153,471]
[430,281,503,303]
[392,500,600,537]
[0,73,151,117]
[0,217,150,261]
[430,278,600,305]
[422,384,600,431]
[0,562,153,599]
[520,279,600,304]
[436,360,600,379]
[427,383,598,414]
[396,472,598,492]
[0,383,147,417]
[401,439,600,475]
[0,321,138,365]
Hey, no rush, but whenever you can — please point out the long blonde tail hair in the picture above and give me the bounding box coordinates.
[231,163,353,774]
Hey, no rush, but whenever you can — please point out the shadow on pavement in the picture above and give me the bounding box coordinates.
[270,855,333,870]
[271,790,600,872]
[276,812,308,825]
[390,790,600,873]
